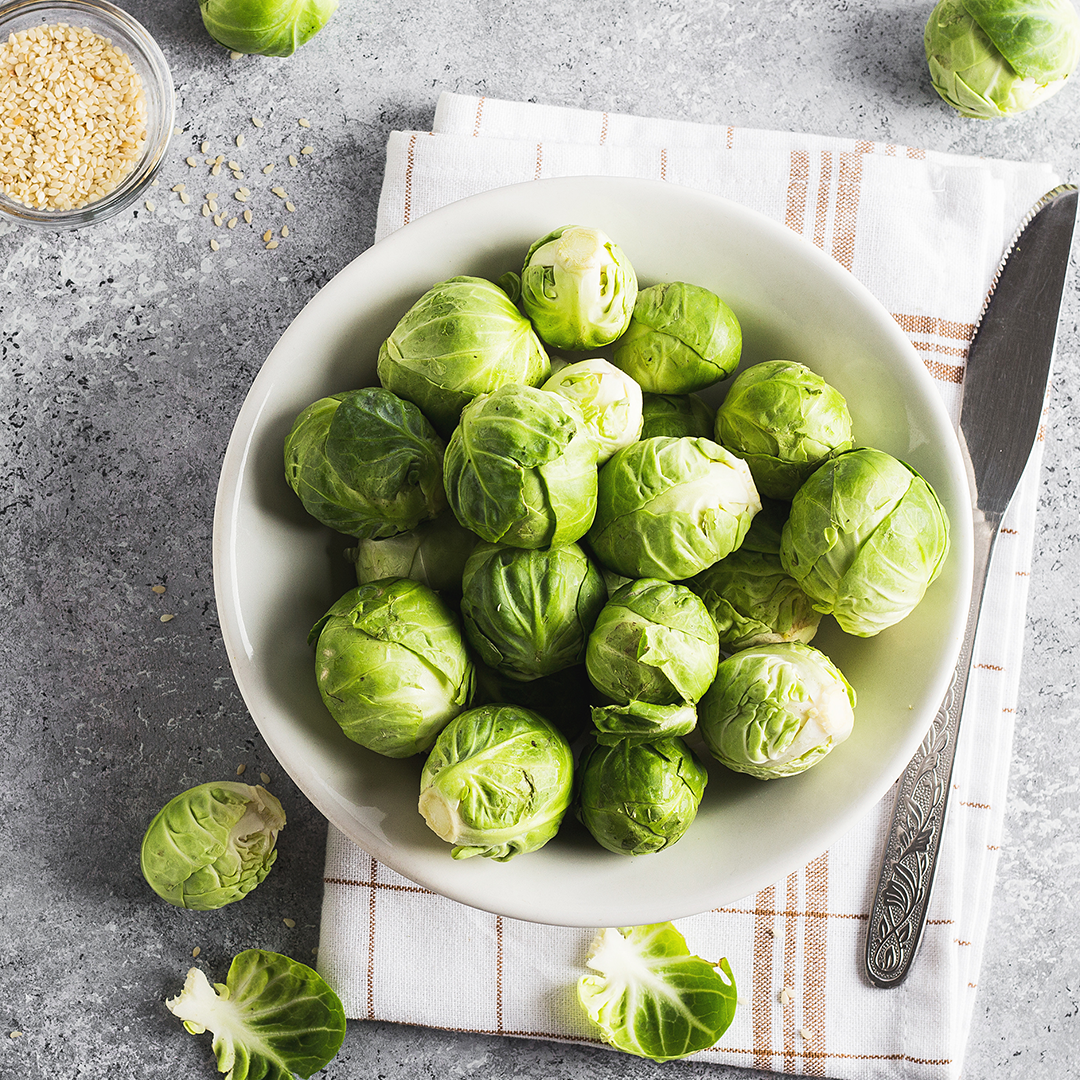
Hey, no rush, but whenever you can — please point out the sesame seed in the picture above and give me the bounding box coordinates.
[262,163,274,175]
[144,200,155,212]
[271,185,286,198]
[160,613,174,622]
[283,917,296,928]
[265,239,278,249]
[204,156,216,166]
[170,183,185,192]
[298,118,310,127]
[243,208,252,223]
[200,140,210,153]
[186,156,198,167]
[285,201,295,212]
[288,154,298,167]
[213,213,223,226]
[262,229,272,241]
[235,133,245,147]
[231,170,244,180]
[799,1027,812,1041]
[191,946,201,958]
[211,163,221,176]
[180,191,191,204]
[210,238,219,251]
[151,584,166,594]
[201,203,210,216]
[228,160,240,170]
[227,216,237,228]
[779,986,794,1005]
[230,50,243,59]
[236,763,246,775]
[300,146,313,156]
[280,224,289,237]
[172,126,182,135]
[234,191,247,202]
[260,772,270,784]
[151,179,160,187]
[251,116,264,127]
[9,1032,23,1040]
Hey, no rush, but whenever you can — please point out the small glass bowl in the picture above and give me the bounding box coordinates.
[0,0,176,229]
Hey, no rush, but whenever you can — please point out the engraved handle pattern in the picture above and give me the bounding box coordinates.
[864,513,997,988]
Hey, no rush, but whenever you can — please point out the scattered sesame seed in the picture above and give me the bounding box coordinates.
[179,191,191,204]
[243,208,252,223]
[231,170,244,180]
[151,584,166,594]
[285,201,295,213]
[9,1031,23,1039]
[160,613,174,622]
[230,50,243,59]
[150,178,159,187]
[262,229,273,242]
[234,191,248,202]
[170,183,184,192]
[210,238,219,251]
[236,763,246,775]
[271,185,287,198]
[191,946,201,958]
[262,163,274,175]
[280,224,289,238]
[201,141,210,153]
[201,203,210,217]
[260,772,270,784]
[298,117,311,127]
[228,160,241,171]
[300,146,313,156]
[206,190,219,199]
[283,917,296,928]
[211,163,221,176]
[288,154,298,167]
[204,156,215,166]
[235,133,245,147]
[799,1027,812,1041]
[227,216,237,228]
[265,239,279,250]
[144,200,155,212]
[779,987,794,1005]
[213,213,223,226]
[251,116,264,127]
[172,126,182,135]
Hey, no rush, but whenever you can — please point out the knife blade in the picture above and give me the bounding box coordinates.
[864,183,1078,988]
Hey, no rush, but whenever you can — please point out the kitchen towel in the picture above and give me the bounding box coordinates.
[316,92,1061,1079]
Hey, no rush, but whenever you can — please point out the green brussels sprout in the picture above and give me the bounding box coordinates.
[779,448,951,637]
[309,578,474,757]
[639,391,716,440]
[443,383,599,549]
[714,360,854,501]
[418,704,574,860]
[589,699,700,744]
[284,387,446,539]
[588,436,761,581]
[925,0,1080,119]
[198,0,338,56]
[377,276,550,436]
[576,737,709,855]
[542,357,644,464]
[496,269,522,305]
[461,541,608,682]
[347,512,477,597]
[579,924,737,1062]
[140,782,285,910]
[612,282,742,394]
[698,642,856,779]
[585,578,719,743]
[520,225,638,350]
[167,950,346,1080]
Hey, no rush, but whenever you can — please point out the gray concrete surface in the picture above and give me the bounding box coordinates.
[1,2,1077,1078]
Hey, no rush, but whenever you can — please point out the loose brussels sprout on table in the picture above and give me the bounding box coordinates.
[309,578,474,757]
[780,447,951,637]
[284,387,447,538]
[461,541,607,682]
[613,281,742,394]
[140,782,285,910]
[576,736,709,855]
[588,435,761,581]
[198,0,339,56]
[925,0,1080,119]
[443,383,599,548]
[714,359,854,501]
[585,577,720,742]
[520,225,638,350]
[639,391,716,440]
[542,357,644,464]
[377,275,550,436]
[698,641,856,779]
[418,704,574,860]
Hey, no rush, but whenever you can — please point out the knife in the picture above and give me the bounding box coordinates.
[864,183,1078,988]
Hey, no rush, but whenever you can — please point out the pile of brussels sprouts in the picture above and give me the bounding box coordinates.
[284,224,952,864]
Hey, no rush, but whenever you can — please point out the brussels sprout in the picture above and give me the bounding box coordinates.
[284,387,446,539]
[714,360,853,501]
[140,783,285,910]
[198,0,338,56]
[698,642,856,779]
[578,923,737,1062]
[167,950,346,1079]
[590,699,700,744]
[588,436,761,581]
[347,512,477,597]
[576,737,709,855]
[585,578,720,732]
[418,704,574,860]
[925,0,1080,119]
[779,448,951,637]
[542,357,644,464]
[612,282,742,394]
[443,383,599,549]
[461,541,608,681]
[520,225,638,350]
[377,276,550,436]
[639,391,716,440]
[309,579,474,757]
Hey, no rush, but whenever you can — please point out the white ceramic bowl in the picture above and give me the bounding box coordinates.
[213,176,972,928]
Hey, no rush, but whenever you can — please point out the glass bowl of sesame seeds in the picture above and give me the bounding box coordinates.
[0,0,175,228]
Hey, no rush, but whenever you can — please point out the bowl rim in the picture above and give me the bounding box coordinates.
[0,0,176,228]
[213,174,974,926]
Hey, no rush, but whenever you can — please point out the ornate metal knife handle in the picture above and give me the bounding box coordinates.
[864,512,998,987]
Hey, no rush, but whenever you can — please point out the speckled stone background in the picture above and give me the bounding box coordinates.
[1,2,1077,1078]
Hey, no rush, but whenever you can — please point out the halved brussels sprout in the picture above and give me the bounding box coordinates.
[639,391,716,441]
[698,642,856,779]
[520,225,637,350]
[140,782,285,910]
[542,357,644,464]
[925,0,1080,119]
[588,436,760,581]
[284,387,446,539]
[461,541,608,681]
[714,360,853,501]
[377,276,550,436]
[309,578,474,757]
[443,383,598,549]
[576,737,709,855]
[418,704,574,860]
[779,447,951,637]
[613,282,742,393]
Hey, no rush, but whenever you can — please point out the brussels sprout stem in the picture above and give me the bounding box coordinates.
[418,787,462,843]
